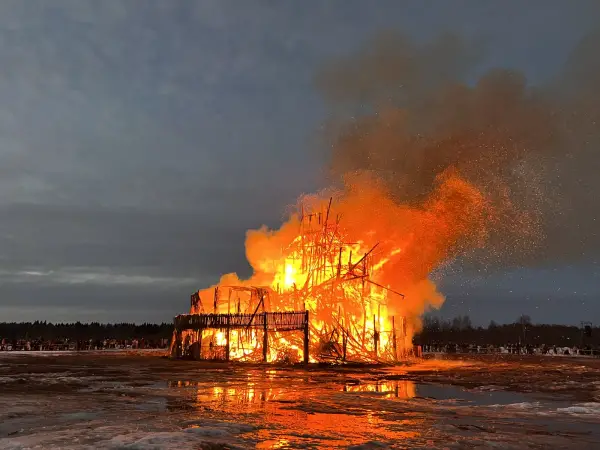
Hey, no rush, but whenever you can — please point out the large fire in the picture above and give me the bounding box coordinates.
[179,171,487,363]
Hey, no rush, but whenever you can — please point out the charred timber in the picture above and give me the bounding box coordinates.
[174,311,308,332]
[172,310,310,364]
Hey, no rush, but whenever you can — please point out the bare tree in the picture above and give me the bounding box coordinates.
[517,315,532,326]
[517,315,532,343]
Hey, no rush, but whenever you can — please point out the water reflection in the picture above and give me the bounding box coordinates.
[343,380,416,399]
[169,379,416,403]
[200,385,273,405]
[168,380,289,408]
[167,376,424,446]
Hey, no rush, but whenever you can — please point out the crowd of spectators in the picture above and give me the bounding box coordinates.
[0,337,170,352]
[0,322,173,352]
[422,342,600,357]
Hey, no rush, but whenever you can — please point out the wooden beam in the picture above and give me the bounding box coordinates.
[373,314,378,360]
[303,310,310,365]
[347,243,379,273]
[263,312,269,363]
[225,315,230,362]
[392,316,397,362]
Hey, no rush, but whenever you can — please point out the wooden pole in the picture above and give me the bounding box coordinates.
[225,315,230,362]
[373,314,378,360]
[324,197,332,226]
[392,316,397,362]
[171,318,178,358]
[198,328,203,359]
[263,312,268,363]
[303,310,310,365]
[175,330,182,358]
[177,331,183,358]
[192,330,201,360]
[402,317,407,353]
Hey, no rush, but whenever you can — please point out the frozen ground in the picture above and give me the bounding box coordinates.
[0,352,599,449]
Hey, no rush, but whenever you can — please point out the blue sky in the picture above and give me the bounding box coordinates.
[0,1,598,325]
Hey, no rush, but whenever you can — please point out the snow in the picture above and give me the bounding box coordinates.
[556,402,600,416]
[1,353,600,448]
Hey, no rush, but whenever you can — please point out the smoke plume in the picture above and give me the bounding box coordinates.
[316,30,600,271]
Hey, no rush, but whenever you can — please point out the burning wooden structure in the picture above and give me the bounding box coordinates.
[172,310,309,363]
[171,199,421,363]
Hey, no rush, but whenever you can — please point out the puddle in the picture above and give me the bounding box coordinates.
[416,383,537,405]
[169,377,557,407]
[339,378,561,407]
[342,379,417,399]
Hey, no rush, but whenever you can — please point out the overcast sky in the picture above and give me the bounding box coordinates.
[1,1,599,326]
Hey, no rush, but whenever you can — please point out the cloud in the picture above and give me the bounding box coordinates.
[0,203,254,278]
[0,1,598,323]
[0,268,199,288]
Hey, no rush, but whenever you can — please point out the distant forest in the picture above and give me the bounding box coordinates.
[0,316,597,348]
[0,322,173,341]
[414,315,599,348]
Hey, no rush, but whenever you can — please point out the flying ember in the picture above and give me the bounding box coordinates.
[171,172,487,363]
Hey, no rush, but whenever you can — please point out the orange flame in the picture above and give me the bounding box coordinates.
[190,170,487,362]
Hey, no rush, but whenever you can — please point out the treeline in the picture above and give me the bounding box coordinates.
[414,315,599,348]
[2,318,598,348]
[0,321,173,341]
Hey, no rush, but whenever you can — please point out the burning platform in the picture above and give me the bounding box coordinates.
[171,198,423,364]
[172,309,309,363]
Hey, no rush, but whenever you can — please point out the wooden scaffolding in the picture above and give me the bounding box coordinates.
[172,198,413,364]
[171,310,309,363]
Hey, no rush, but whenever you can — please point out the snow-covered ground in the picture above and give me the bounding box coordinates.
[0,348,167,357]
[0,352,599,449]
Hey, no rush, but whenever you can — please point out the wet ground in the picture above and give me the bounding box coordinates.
[1,352,599,449]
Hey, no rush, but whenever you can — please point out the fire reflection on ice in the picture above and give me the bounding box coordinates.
[169,379,417,408]
[168,377,423,445]
[169,379,416,402]
[343,380,416,399]
[168,380,289,406]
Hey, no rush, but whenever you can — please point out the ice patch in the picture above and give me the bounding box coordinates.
[556,402,600,416]
[184,427,236,438]
[487,402,542,411]
[488,401,600,418]
[104,422,252,449]
[0,421,254,450]
[474,385,504,392]
[183,420,254,434]
[105,431,243,450]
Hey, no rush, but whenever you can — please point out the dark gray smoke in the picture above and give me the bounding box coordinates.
[315,30,600,270]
